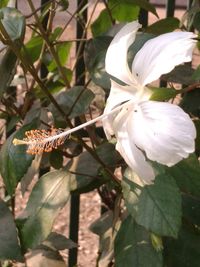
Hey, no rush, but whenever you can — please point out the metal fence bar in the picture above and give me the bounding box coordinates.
[68,1,88,266]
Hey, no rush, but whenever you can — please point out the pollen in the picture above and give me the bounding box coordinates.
[13,127,66,155]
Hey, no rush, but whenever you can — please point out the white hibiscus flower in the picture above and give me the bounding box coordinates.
[102,21,197,184]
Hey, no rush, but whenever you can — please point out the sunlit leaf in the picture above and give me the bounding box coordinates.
[24,35,43,63]
[48,42,71,72]
[18,169,70,250]
[109,0,139,22]
[150,87,178,101]
[0,120,39,195]
[0,0,9,8]
[0,7,25,42]
[125,0,158,17]
[91,9,113,37]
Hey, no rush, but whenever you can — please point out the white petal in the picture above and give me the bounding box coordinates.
[113,107,155,184]
[132,32,197,86]
[129,101,196,166]
[102,80,139,139]
[105,21,141,85]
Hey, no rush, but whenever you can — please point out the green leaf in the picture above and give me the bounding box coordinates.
[164,227,200,267]
[84,36,112,90]
[128,33,155,66]
[115,216,162,267]
[0,199,22,261]
[50,150,63,169]
[182,194,200,226]
[48,42,71,72]
[91,9,113,37]
[24,35,43,63]
[161,65,195,85]
[193,11,200,32]
[18,169,70,250]
[122,168,182,238]
[194,120,200,152]
[125,0,158,17]
[136,174,182,238]
[145,17,180,34]
[58,0,69,11]
[69,142,119,194]
[90,210,113,236]
[108,0,139,22]
[180,88,200,117]
[150,87,178,101]
[42,232,77,250]
[0,0,9,8]
[50,86,94,121]
[0,7,25,42]
[0,47,17,98]
[0,120,38,195]
[167,154,200,198]
[192,65,200,81]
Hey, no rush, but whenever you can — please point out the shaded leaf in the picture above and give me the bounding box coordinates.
[0,199,22,261]
[192,65,200,81]
[136,174,182,238]
[164,227,200,267]
[128,33,155,65]
[18,169,70,250]
[180,88,200,117]
[69,142,120,194]
[0,120,38,195]
[122,168,182,238]
[182,194,200,226]
[50,150,63,169]
[42,232,77,250]
[145,17,180,34]
[84,36,112,90]
[0,47,17,97]
[167,154,200,197]
[161,65,195,85]
[115,216,162,267]
[90,210,113,236]
[50,86,94,121]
